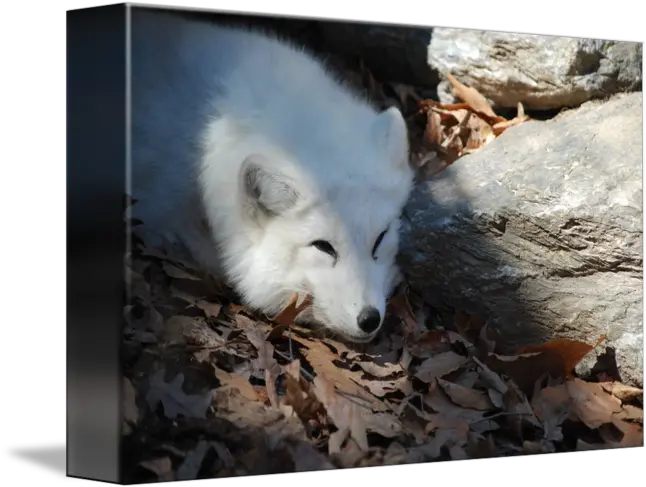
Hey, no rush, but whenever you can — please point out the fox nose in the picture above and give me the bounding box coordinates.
[357,306,381,333]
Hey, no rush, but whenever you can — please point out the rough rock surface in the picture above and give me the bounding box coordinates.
[399,92,643,386]
[318,22,437,87]
[428,28,643,110]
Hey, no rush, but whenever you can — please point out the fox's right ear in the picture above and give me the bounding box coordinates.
[239,154,301,222]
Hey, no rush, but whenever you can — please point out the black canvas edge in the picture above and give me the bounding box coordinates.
[67,3,128,483]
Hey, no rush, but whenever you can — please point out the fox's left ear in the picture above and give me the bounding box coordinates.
[372,106,409,168]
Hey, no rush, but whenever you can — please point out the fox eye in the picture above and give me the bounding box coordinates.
[310,240,337,259]
[371,228,388,260]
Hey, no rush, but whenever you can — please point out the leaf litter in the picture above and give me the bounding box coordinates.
[121,63,641,484]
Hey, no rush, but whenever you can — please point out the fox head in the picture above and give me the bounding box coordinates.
[234,106,414,343]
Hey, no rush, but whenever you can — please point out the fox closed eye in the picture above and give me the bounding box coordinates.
[371,227,389,260]
[310,239,337,260]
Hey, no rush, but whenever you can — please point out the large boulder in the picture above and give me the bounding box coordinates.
[399,92,643,386]
[318,22,437,87]
[428,29,643,110]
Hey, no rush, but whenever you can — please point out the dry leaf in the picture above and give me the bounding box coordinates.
[123,378,139,425]
[287,441,336,471]
[195,300,222,318]
[484,351,566,395]
[599,381,643,403]
[177,441,210,480]
[146,369,213,419]
[453,312,486,341]
[424,109,443,146]
[162,262,201,280]
[437,378,493,411]
[466,432,497,459]
[492,115,530,136]
[601,419,643,448]
[388,292,421,336]
[246,330,281,408]
[566,378,623,429]
[446,73,505,124]
[519,336,606,377]
[406,330,454,358]
[271,293,313,326]
[314,375,369,452]
[214,366,258,401]
[472,356,508,394]
[139,457,174,481]
[414,351,468,383]
[281,359,324,421]
[425,382,489,426]
[289,333,386,411]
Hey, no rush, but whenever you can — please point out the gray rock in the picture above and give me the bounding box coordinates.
[318,22,437,87]
[399,92,643,386]
[428,28,642,110]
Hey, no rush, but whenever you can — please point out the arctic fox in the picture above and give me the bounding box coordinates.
[129,9,415,343]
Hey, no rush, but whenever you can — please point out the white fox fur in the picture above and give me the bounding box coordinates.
[129,9,415,342]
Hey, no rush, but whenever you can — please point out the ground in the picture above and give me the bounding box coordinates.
[120,55,643,484]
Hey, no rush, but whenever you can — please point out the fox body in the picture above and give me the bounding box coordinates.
[129,9,415,342]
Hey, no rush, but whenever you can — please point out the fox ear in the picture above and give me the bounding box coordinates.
[239,154,300,221]
[372,106,409,168]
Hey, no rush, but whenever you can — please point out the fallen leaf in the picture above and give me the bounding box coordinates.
[613,404,643,422]
[213,366,258,401]
[466,432,497,459]
[388,292,421,336]
[162,262,201,280]
[424,381,489,426]
[314,375,369,452]
[139,457,174,481]
[328,429,348,455]
[437,378,493,411]
[146,369,213,419]
[418,414,471,460]
[599,381,643,403]
[281,359,325,421]
[484,351,565,395]
[454,370,479,389]
[246,329,281,408]
[424,109,443,146]
[600,420,644,448]
[405,330,454,358]
[287,441,336,471]
[519,336,606,377]
[472,356,508,394]
[271,293,313,326]
[124,303,164,332]
[177,441,210,480]
[196,300,222,319]
[503,380,542,431]
[415,351,468,383]
[453,312,486,342]
[531,383,571,439]
[522,440,555,455]
[289,333,387,411]
[448,444,468,460]
[211,442,235,468]
[354,359,404,378]
[566,378,623,429]
[492,115,530,136]
[123,378,139,426]
[446,73,505,124]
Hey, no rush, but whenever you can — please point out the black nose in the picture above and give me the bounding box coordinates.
[357,306,381,333]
